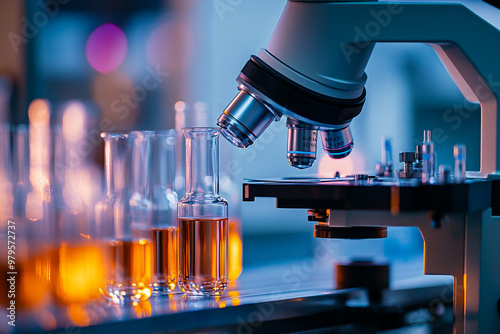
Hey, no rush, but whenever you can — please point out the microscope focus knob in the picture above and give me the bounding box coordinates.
[336,259,390,303]
[399,152,416,163]
[398,152,419,179]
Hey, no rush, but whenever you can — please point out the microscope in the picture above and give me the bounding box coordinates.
[216,0,500,333]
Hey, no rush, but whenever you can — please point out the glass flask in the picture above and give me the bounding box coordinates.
[96,131,153,303]
[150,130,178,294]
[178,127,228,296]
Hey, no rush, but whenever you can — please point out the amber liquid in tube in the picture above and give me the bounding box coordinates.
[105,238,152,302]
[179,218,228,295]
[0,252,51,309]
[152,227,178,292]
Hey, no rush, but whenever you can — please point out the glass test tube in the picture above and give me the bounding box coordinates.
[381,137,393,177]
[422,130,436,184]
[454,144,466,183]
[51,102,105,305]
[150,130,178,293]
[178,127,228,296]
[96,132,153,303]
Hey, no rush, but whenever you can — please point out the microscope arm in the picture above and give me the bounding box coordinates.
[260,0,500,177]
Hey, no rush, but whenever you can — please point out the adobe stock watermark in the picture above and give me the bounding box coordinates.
[213,0,244,22]
[225,123,286,177]
[341,3,403,64]
[234,239,340,334]
[55,64,169,172]
[413,73,500,146]
[407,283,455,325]
[5,220,16,328]
[39,302,104,334]
[7,0,70,54]
[109,64,169,122]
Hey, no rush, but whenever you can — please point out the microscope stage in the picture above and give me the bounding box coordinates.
[243,177,492,213]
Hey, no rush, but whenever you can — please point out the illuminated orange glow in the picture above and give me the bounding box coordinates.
[229,291,241,306]
[132,300,152,318]
[228,220,243,281]
[317,150,366,177]
[54,243,105,304]
[219,301,226,308]
[68,304,90,327]
[174,101,186,113]
[28,99,50,125]
[175,101,186,131]
[463,274,467,306]
[228,291,240,297]
[62,102,86,143]
[422,241,427,274]
[169,297,177,311]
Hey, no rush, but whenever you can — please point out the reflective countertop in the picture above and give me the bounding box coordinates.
[5,248,453,334]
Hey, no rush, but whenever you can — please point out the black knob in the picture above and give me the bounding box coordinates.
[336,258,390,303]
[399,152,416,163]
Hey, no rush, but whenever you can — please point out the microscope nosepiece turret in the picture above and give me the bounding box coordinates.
[217,55,365,168]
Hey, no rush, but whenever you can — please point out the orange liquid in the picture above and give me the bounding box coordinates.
[228,219,243,281]
[104,238,152,302]
[179,218,228,295]
[152,227,178,292]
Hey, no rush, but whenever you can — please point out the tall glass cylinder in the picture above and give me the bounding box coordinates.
[422,130,436,184]
[96,132,153,303]
[150,130,178,294]
[50,103,105,306]
[0,123,13,224]
[178,127,228,296]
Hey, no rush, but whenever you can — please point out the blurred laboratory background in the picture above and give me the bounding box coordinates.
[0,0,481,270]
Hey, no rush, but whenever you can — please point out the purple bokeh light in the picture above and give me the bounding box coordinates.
[86,23,128,74]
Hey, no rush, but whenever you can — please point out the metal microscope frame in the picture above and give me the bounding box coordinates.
[242,1,500,333]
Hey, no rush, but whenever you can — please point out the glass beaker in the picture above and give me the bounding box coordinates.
[96,131,153,303]
[178,127,228,296]
[150,130,178,294]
